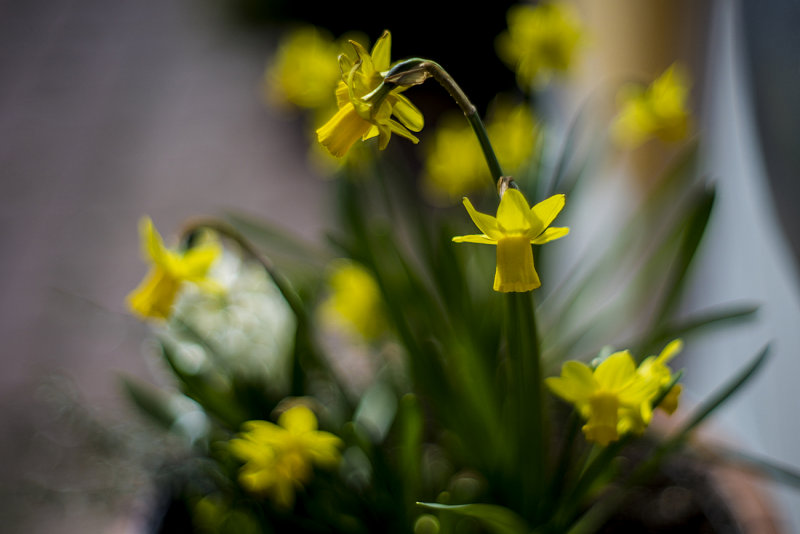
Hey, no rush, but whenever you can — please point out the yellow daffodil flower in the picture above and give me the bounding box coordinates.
[126,217,221,320]
[453,189,569,292]
[612,64,692,148]
[637,339,684,415]
[230,405,343,509]
[423,101,539,202]
[496,2,584,88]
[316,30,424,158]
[546,351,661,446]
[265,26,342,110]
[320,260,387,341]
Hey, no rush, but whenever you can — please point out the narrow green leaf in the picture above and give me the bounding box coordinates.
[652,186,716,325]
[671,345,770,440]
[716,446,800,490]
[417,503,529,534]
[224,211,329,266]
[636,304,758,356]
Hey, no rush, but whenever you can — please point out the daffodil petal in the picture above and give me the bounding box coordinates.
[496,188,532,233]
[546,361,595,403]
[140,216,165,263]
[594,351,636,391]
[392,94,424,132]
[462,197,502,239]
[279,405,318,433]
[335,80,350,109]
[316,103,371,157]
[452,234,496,244]
[656,339,683,364]
[530,194,566,233]
[371,30,391,72]
[387,119,419,144]
[531,226,569,245]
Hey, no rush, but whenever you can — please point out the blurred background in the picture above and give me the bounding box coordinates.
[1,0,799,532]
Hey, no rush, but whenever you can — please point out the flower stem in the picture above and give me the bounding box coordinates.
[385,59,504,191]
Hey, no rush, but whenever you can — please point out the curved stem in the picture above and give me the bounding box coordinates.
[386,59,505,191]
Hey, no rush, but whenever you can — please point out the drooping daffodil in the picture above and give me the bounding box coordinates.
[126,217,221,320]
[496,1,584,89]
[546,351,661,446]
[452,189,569,292]
[612,63,692,148]
[316,30,424,158]
[229,405,343,509]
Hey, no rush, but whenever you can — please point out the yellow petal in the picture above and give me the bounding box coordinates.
[530,194,566,234]
[656,339,683,365]
[371,30,392,72]
[593,351,636,391]
[462,198,502,239]
[387,119,419,144]
[493,235,539,292]
[317,103,372,157]
[279,405,318,434]
[531,226,569,245]
[126,267,180,320]
[392,94,424,132]
[452,234,496,245]
[583,392,620,446]
[140,216,166,263]
[496,189,532,234]
[546,361,595,403]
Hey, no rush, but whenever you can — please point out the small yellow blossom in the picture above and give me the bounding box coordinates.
[496,2,584,88]
[423,101,539,202]
[546,352,661,446]
[612,64,692,148]
[265,26,342,110]
[452,189,569,292]
[320,260,387,340]
[317,30,424,157]
[637,339,684,415]
[230,405,343,509]
[127,217,221,320]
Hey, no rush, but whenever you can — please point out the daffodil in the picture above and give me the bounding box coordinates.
[496,2,584,88]
[612,64,692,148]
[265,26,342,110]
[320,260,387,341]
[316,30,424,158]
[546,351,660,446]
[637,339,683,415]
[230,405,343,509]
[127,217,221,320]
[453,189,569,292]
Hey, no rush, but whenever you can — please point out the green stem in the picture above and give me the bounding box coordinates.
[385,58,504,191]
[506,291,546,522]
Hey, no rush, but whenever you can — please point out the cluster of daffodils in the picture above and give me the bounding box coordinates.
[547,340,683,446]
[230,405,343,509]
[612,64,692,148]
[316,31,424,158]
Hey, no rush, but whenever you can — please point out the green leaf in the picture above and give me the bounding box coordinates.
[716,446,800,490]
[417,503,529,534]
[670,345,770,440]
[635,304,758,356]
